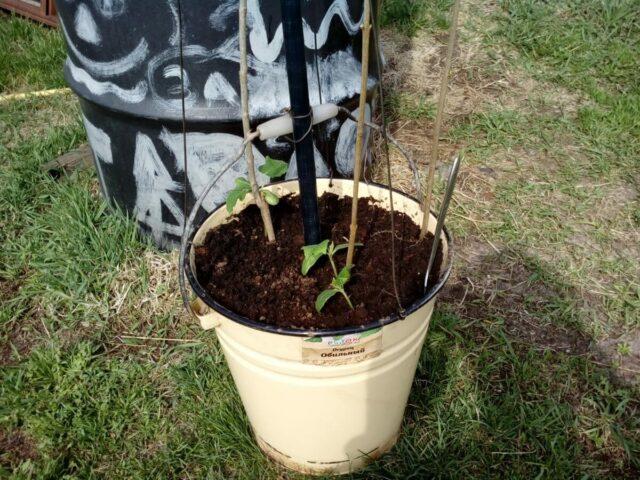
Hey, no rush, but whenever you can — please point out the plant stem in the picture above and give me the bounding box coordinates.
[328,253,338,277]
[346,0,372,267]
[339,289,354,309]
[239,0,275,243]
[419,0,461,240]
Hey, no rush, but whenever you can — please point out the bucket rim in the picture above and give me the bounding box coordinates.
[184,178,453,337]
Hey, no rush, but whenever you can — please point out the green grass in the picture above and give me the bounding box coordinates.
[0,98,143,328]
[0,14,66,93]
[447,101,640,332]
[380,0,454,36]
[424,0,640,337]
[1,341,272,478]
[385,92,436,121]
[496,0,639,94]
[3,312,638,479]
[494,0,640,181]
[447,0,640,334]
[2,5,640,479]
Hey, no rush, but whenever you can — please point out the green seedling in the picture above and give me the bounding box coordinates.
[226,156,288,213]
[301,240,362,312]
[316,265,353,312]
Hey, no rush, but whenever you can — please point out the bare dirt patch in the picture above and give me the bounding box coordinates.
[0,278,42,366]
[0,324,33,367]
[595,332,640,387]
[0,277,20,300]
[0,429,38,469]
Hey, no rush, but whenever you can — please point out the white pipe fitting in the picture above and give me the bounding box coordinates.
[256,103,339,140]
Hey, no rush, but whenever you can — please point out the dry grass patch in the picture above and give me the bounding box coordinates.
[373,0,639,385]
[110,251,184,321]
[106,250,201,358]
[1,93,79,150]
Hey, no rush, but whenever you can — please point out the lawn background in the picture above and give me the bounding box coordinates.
[1,1,639,478]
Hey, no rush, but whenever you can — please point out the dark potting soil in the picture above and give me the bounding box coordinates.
[194,192,444,330]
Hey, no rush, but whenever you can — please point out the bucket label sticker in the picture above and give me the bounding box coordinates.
[302,328,383,365]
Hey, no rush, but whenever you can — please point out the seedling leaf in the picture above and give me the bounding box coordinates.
[316,289,339,312]
[332,266,351,289]
[301,239,330,275]
[258,156,288,178]
[261,189,280,206]
[235,177,250,188]
[226,178,252,213]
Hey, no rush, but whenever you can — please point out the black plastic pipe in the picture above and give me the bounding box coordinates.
[280,0,321,245]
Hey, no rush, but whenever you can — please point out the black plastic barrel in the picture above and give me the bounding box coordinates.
[56,0,378,248]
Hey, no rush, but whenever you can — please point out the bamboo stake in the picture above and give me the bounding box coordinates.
[239,0,276,242]
[419,0,461,239]
[346,0,372,267]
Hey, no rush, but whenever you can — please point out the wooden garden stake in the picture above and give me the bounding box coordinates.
[239,0,276,242]
[346,0,372,267]
[419,0,461,240]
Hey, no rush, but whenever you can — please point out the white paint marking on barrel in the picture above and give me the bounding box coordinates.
[133,133,184,245]
[246,48,372,119]
[81,115,112,200]
[167,0,180,46]
[335,103,371,176]
[94,0,125,19]
[301,0,364,51]
[75,4,102,45]
[247,0,284,63]
[285,143,330,180]
[66,59,148,103]
[159,129,268,212]
[248,0,364,64]
[209,0,237,32]
[204,72,240,107]
[162,64,198,106]
[60,16,149,77]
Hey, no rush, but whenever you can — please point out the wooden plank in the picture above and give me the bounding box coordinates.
[41,143,94,175]
[0,0,59,27]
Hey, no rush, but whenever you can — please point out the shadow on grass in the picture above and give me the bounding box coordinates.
[350,246,639,479]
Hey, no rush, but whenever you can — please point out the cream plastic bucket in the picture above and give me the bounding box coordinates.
[185,179,452,475]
